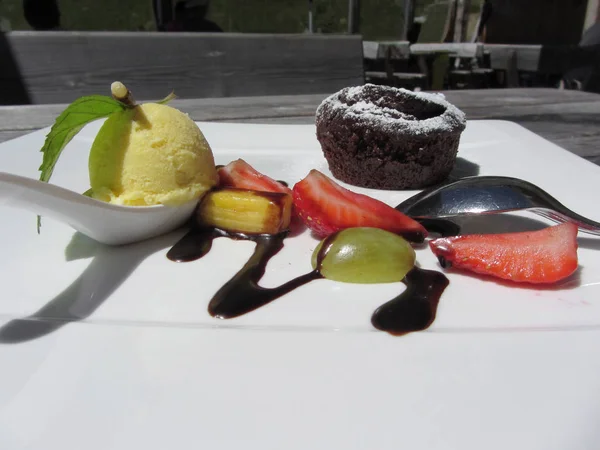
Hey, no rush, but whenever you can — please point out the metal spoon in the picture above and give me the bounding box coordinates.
[0,172,197,245]
[396,176,600,236]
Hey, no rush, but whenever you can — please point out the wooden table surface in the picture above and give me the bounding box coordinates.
[1,88,600,165]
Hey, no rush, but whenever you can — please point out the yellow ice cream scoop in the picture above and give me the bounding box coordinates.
[89,97,218,206]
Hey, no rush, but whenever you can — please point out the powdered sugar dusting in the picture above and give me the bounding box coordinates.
[350,100,419,121]
[317,84,466,136]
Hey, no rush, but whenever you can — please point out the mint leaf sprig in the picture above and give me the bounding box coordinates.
[38,95,125,184]
[37,82,176,232]
[36,95,125,232]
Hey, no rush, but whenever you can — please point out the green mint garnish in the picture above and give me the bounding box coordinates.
[37,95,126,232]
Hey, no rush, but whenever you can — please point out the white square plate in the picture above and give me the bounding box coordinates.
[0,120,599,450]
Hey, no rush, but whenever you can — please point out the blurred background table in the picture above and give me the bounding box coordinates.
[1,87,599,165]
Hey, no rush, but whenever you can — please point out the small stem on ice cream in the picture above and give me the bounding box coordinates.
[111,81,136,107]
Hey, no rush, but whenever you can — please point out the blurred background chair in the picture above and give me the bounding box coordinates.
[416,0,457,44]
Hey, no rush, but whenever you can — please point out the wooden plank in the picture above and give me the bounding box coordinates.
[457,100,600,121]
[2,89,598,133]
[411,43,483,58]
[2,89,598,132]
[443,88,600,108]
[2,89,600,164]
[2,32,364,105]
[0,130,28,143]
[500,122,600,160]
[586,154,600,166]
[225,116,315,125]
[0,94,326,132]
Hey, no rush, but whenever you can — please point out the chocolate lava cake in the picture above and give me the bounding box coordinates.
[315,84,467,190]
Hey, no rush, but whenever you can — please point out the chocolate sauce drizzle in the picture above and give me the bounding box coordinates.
[168,229,323,318]
[166,228,218,262]
[167,219,450,335]
[208,235,321,319]
[371,267,449,336]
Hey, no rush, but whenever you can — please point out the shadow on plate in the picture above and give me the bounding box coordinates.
[448,157,480,180]
[422,213,548,237]
[577,237,600,251]
[0,230,186,344]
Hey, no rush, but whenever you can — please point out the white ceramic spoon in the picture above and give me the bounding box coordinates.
[0,172,197,245]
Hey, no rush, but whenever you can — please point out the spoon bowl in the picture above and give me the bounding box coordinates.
[397,176,600,236]
[0,172,197,245]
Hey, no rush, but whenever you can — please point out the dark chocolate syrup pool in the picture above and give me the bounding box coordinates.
[371,267,448,336]
[167,218,450,335]
[167,228,322,318]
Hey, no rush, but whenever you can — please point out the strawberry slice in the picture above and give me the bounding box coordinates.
[218,159,292,195]
[429,222,578,284]
[292,169,427,242]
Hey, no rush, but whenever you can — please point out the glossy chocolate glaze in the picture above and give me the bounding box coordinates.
[371,267,449,336]
[168,228,322,318]
[209,234,321,318]
[402,229,426,244]
[167,228,219,262]
[167,213,449,334]
[209,230,343,318]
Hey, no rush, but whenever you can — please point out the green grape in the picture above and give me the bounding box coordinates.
[311,227,416,284]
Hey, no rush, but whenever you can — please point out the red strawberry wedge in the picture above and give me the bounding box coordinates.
[218,159,292,195]
[429,222,579,284]
[292,170,427,242]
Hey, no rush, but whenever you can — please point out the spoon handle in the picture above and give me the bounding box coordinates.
[532,207,600,236]
[0,172,198,245]
[0,172,93,223]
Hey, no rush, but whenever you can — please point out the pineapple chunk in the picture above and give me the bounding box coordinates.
[197,188,292,234]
